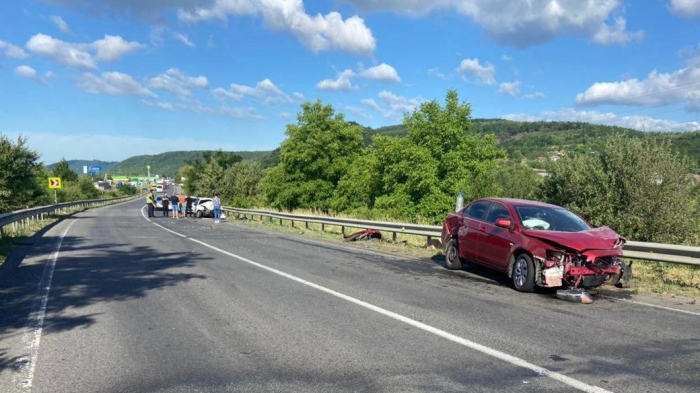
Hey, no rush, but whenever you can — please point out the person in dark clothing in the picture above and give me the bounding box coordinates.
[169,193,179,219]
[185,195,193,218]
[162,193,170,217]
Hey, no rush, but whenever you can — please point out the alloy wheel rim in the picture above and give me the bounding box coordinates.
[515,258,527,287]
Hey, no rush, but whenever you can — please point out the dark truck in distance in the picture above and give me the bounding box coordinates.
[441,198,627,292]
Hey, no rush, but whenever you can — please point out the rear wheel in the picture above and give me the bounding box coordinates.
[512,254,535,292]
[444,238,463,270]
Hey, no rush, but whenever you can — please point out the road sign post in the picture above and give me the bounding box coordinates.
[48,177,62,204]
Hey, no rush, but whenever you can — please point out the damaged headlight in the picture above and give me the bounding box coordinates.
[546,250,567,266]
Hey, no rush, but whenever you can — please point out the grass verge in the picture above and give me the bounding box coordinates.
[227,211,700,298]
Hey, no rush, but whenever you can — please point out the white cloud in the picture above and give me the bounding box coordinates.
[211,87,243,101]
[220,105,263,119]
[456,58,496,85]
[229,78,292,103]
[592,17,644,46]
[25,33,145,69]
[427,67,449,80]
[358,63,401,82]
[362,90,424,118]
[293,92,305,101]
[523,92,546,100]
[503,108,700,132]
[143,99,262,119]
[669,0,700,17]
[78,72,156,97]
[173,32,195,47]
[149,68,208,96]
[91,35,146,61]
[0,39,28,59]
[345,0,634,48]
[51,15,72,34]
[149,26,166,47]
[1,130,246,165]
[316,69,357,91]
[178,0,376,55]
[14,65,43,84]
[342,105,372,120]
[575,60,700,112]
[498,80,521,96]
[279,112,292,120]
[501,54,512,62]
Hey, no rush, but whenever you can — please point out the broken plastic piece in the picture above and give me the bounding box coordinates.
[556,289,593,304]
[344,229,382,242]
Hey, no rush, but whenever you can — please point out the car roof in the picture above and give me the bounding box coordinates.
[475,197,562,209]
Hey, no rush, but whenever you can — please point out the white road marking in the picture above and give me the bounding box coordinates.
[140,206,186,238]
[15,219,76,389]
[599,295,700,317]
[143,211,612,393]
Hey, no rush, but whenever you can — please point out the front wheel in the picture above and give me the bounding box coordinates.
[444,238,463,270]
[196,210,203,218]
[512,254,535,292]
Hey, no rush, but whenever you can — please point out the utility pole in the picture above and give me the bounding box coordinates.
[147,165,151,179]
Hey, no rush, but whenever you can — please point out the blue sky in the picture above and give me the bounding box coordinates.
[1,0,700,165]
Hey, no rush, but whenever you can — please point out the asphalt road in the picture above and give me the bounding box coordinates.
[0,199,699,393]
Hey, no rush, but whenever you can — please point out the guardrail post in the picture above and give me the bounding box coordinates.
[305,221,309,230]
[291,221,295,228]
[279,218,282,226]
[321,223,325,232]
[341,226,345,236]
[392,232,397,242]
[426,236,432,248]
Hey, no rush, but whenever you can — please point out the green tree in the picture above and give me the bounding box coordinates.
[493,164,542,200]
[541,134,698,244]
[221,162,264,207]
[262,100,364,211]
[0,134,47,212]
[51,158,79,183]
[335,89,505,223]
[197,160,226,197]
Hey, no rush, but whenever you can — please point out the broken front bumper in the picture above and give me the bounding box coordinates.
[539,250,623,288]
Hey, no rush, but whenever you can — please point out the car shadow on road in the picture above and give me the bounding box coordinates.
[0,230,210,372]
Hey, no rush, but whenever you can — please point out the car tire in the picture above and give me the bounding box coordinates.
[196,210,203,218]
[444,238,463,270]
[512,254,535,292]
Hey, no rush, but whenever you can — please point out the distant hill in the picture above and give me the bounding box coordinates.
[46,160,119,174]
[366,119,700,168]
[108,150,274,177]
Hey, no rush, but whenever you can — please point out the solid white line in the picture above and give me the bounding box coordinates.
[15,219,76,389]
[140,205,186,238]
[143,213,612,393]
[599,295,700,317]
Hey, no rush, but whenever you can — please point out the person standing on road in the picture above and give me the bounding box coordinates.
[185,195,193,218]
[170,193,179,219]
[146,190,155,218]
[162,193,170,217]
[213,195,221,223]
[178,193,186,218]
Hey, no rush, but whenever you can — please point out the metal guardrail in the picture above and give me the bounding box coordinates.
[0,194,143,234]
[222,207,700,267]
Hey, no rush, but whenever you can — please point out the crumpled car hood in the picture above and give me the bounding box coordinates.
[523,226,624,252]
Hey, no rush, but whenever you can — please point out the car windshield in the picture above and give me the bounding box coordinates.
[515,206,591,232]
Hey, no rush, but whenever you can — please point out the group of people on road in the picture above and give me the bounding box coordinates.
[145,189,221,223]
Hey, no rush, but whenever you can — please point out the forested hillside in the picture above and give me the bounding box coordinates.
[108,150,273,176]
[46,159,118,174]
[366,120,700,168]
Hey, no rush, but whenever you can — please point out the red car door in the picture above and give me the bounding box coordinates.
[476,202,516,272]
[458,201,491,263]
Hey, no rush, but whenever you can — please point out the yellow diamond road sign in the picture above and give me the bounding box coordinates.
[49,177,62,189]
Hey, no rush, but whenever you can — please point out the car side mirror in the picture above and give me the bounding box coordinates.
[495,218,512,229]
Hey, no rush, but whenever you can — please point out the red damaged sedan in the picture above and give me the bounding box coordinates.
[441,198,627,292]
